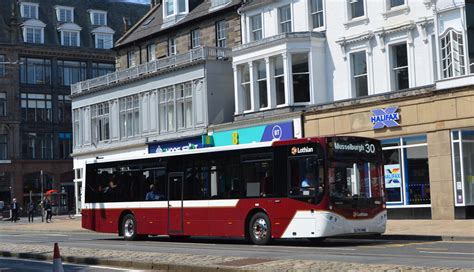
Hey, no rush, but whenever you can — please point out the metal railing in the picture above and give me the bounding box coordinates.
[71,46,232,95]
[233,32,326,52]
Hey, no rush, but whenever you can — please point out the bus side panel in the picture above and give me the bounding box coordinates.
[183,205,210,236]
[134,207,168,235]
[208,200,244,237]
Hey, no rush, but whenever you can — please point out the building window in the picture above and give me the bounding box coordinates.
[292,53,310,103]
[24,27,43,44]
[120,95,140,138]
[127,51,136,67]
[159,87,175,132]
[58,133,72,159]
[0,55,5,76]
[61,31,79,46]
[21,93,52,123]
[58,60,86,86]
[240,64,251,111]
[19,57,51,85]
[91,103,110,143]
[216,20,227,48]
[391,43,409,91]
[21,3,38,19]
[57,7,74,22]
[349,0,365,19]
[57,95,71,123]
[351,51,368,97]
[310,0,324,29]
[22,133,53,159]
[176,83,193,129]
[390,0,405,8]
[91,11,107,25]
[165,0,174,16]
[452,130,474,206]
[273,55,285,106]
[164,0,187,17]
[382,136,430,206]
[73,109,81,147]
[440,29,466,78]
[92,63,114,78]
[0,134,7,160]
[279,5,292,34]
[95,34,113,49]
[168,38,177,56]
[255,60,267,109]
[0,93,6,117]
[250,14,263,41]
[191,29,201,49]
[147,44,156,61]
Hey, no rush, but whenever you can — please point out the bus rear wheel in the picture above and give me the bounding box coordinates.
[249,212,271,245]
[122,214,139,241]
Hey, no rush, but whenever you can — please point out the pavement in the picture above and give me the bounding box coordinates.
[0,215,472,271]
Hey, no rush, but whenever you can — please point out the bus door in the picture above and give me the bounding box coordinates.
[168,172,184,234]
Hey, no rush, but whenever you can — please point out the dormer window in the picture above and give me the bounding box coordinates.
[89,10,107,26]
[21,19,46,44]
[164,0,188,17]
[20,3,39,19]
[57,23,82,47]
[56,6,74,23]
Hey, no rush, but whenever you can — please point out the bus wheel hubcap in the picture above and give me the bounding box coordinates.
[252,218,267,240]
[124,219,134,237]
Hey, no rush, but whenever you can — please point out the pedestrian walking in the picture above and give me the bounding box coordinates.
[10,198,19,223]
[44,198,53,223]
[28,201,35,223]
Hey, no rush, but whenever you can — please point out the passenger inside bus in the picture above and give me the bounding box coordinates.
[145,184,164,200]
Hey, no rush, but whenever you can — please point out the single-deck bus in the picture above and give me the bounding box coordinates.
[82,136,386,245]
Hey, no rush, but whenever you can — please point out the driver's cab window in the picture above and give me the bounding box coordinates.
[289,156,324,200]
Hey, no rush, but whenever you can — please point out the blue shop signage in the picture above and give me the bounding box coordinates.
[148,138,202,154]
[370,106,400,129]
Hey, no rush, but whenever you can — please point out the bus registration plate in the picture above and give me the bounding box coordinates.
[353,228,367,233]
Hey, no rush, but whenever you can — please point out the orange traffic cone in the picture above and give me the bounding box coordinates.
[52,242,64,272]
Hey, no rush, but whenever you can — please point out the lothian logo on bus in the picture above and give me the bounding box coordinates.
[291,146,313,155]
[370,106,400,129]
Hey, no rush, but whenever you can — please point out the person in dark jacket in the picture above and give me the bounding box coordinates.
[44,198,52,223]
[27,201,35,223]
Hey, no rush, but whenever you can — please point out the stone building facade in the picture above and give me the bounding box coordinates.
[0,0,147,213]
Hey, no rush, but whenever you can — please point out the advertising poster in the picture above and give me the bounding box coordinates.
[384,164,402,203]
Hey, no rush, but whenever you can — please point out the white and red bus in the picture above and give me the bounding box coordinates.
[82,136,386,245]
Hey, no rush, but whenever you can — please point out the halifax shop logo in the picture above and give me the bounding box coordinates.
[370,106,400,129]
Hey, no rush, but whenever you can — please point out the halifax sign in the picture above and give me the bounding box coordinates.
[370,106,400,129]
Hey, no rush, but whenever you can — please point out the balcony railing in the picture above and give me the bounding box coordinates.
[233,32,326,53]
[71,46,232,95]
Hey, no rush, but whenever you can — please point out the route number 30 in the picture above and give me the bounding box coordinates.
[365,144,376,154]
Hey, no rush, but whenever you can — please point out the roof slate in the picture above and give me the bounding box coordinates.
[0,0,148,47]
[115,0,242,48]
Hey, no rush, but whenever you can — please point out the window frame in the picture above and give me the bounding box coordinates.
[0,92,6,117]
[278,5,292,34]
[349,0,365,20]
[216,20,227,48]
[390,42,409,91]
[0,133,7,160]
[21,3,39,19]
[20,93,52,123]
[24,27,43,44]
[350,50,369,98]
[440,29,466,79]
[249,14,263,42]
[147,43,157,61]
[310,0,324,30]
[19,57,52,85]
[90,10,107,26]
[58,60,86,87]
[291,53,311,104]
[168,37,177,56]
[60,30,80,47]
[127,50,136,68]
[56,6,74,23]
[95,33,113,49]
[190,29,201,49]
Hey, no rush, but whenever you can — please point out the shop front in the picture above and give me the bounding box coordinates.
[304,86,474,219]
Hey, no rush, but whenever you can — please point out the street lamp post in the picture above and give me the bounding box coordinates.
[40,170,44,222]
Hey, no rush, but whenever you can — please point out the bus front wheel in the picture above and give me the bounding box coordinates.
[122,214,138,241]
[249,212,271,245]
